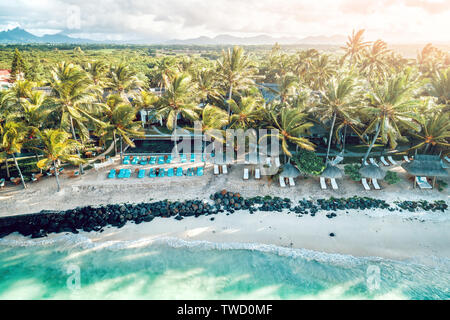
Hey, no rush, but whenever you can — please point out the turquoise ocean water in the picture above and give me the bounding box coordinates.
[0,235,449,300]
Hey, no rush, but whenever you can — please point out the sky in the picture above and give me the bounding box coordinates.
[0,0,449,43]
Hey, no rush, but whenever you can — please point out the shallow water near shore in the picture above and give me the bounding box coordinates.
[0,236,449,300]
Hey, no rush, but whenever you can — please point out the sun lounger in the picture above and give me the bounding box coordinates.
[330,178,338,190]
[380,156,390,166]
[265,157,271,167]
[288,177,295,187]
[124,169,131,178]
[197,167,204,177]
[167,168,174,177]
[243,168,249,180]
[255,168,261,180]
[166,155,173,164]
[117,169,126,179]
[444,156,450,163]
[140,157,148,165]
[176,167,183,177]
[11,177,21,185]
[416,176,432,189]
[320,177,327,190]
[369,158,379,167]
[158,156,165,165]
[0,178,5,188]
[187,168,194,176]
[274,157,281,167]
[191,154,196,163]
[222,165,228,174]
[149,168,157,178]
[403,156,411,163]
[149,156,156,165]
[123,156,130,165]
[372,178,381,190]
[107,169,116,179]
[387,156,397,165]
[158,168,165,177]
[131,157,139,165]
[138,169,145,179]
[180,154,187,163]
[362,178,371,191]
[214,165,220,175]
[279,176,286,188]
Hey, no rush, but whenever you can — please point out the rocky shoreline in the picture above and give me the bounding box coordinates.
[0,190,447,239]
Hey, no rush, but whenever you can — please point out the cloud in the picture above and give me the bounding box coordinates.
[0,0,449,42]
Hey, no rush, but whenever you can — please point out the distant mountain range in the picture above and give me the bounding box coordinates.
[0,27,93,44]
[166,34,347,45]
[0,27,347,45]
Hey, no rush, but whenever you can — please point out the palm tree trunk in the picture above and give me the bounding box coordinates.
[12,154,26,189]
[69,115,84,174]
[120,136,123,162]
[226,85,233,118]
[5,155,10,178]
[363,124,381,164]
[113,131,117,156]
[173,113,179,155]
[325,112,337,164]
[53,160,61,192]
[342,125,348,154]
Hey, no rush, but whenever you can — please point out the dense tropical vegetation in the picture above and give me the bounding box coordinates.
[0,29,449,190]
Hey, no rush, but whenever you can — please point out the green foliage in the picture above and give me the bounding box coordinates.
[436,180,448,192]
[291,149,325,176]
[344,164,362,181]
[11,48,28,81]
[384,171,400,184]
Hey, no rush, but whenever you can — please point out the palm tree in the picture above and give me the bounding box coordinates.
[106,63,145,102]
[157,73,200,154]
[1,121,27,188]
[360,40,391,81]
[83,60,109,88]
[309,55,336,91]
[429,68,450,108]
[362,73,422,163]
[408,111,450,154]
[192,68,221,104]
[261,107,315,159]
[272,73,299,103]
[216,46,256,117]
[36,129,84,192]
[50,62,103,173]
[228,96,262,129]
[313,77,360,163]
[100,94,144,161]
[341,29,371,66]
[194,104,229,153]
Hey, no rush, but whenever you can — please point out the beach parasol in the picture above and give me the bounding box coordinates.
[359,164,386,180]
[321,164,344,179]
[280,162,300,178]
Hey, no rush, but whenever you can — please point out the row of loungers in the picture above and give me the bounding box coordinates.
[123,154,203,165]
[363,156,399,167]
[243,168,261,180]
[320,177,339,190]
[279,176,295,188]
[362,178,381,191]
[108,167,204,179]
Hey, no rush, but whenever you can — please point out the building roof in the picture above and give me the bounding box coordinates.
[401,155,449,177]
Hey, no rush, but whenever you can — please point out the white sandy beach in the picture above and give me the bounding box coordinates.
[1,160,449,262]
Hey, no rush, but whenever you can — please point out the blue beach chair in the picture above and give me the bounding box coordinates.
[197,167,204,177]
[123,156,130,165]
[158,168,165,177]
[149,156,156,165]
[166,155,173,164]
[107,169,116,179]
[117,169,126,178]
[158,156,165,165]
[131,157,139,165]
[187,167,194,176]
[149,168,157,178]
[138,169,145,178]
[124,169,131,178]
[167,168,174,177]
[176,167,183,177]
[140,157,148,165]
[190,154,196,163]
[180,154,187,163]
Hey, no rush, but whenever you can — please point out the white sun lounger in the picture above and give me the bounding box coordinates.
[288,177,295,187]
[362,158,369,166]
[372,179,381,190]
[214,165,220,175]
[444,156,450,163]
[320,177,327,190]
[330,178,338,190]
[265,157,271,167]
[416,176,432,189]
[274,157,281,167]
[362,178,371,191]
[222,165,228,175]
[369,158,379,167]
[387,156,397,165]
[279,176,286,188]
[255,168,261,180]
[403,156,411,163]
[243,168,249,180]
[380,156,390,166]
